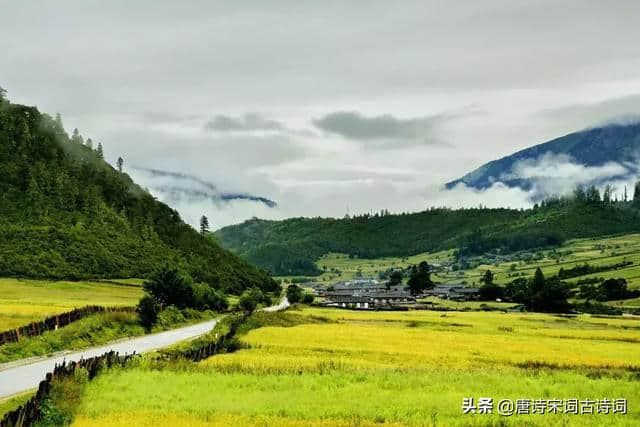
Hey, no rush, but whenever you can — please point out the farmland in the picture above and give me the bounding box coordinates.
[282,233,640,310]
[0,278,143,331]
[71,307,640,426]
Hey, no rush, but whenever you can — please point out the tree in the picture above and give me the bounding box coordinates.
[573,186,586,203]
[54,112,64,130]
[586,185,601,204]
[192,283,228,311]
[286,284,304,303]
[387,270,403,290]
[407,262,432,295]
[238,290,258,313]
[479,282,504,301]
[71,128,84,145]
[530,277,571,313]
[633,181,640,208]
[116,156,123,173]
[302,293,314,304]
[96,142,104,159]
[532,267,545,293]
[137,295,159,329]
[0,86,7,103]
[603,185,612,204]
[504,269,570,313]
[144,266,195,309]
[481,269,494,285]
[200,215,210,235]
[598,278,628,301]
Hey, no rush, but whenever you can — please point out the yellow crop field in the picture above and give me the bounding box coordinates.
[74,307,640,426]
[0,278,143,330]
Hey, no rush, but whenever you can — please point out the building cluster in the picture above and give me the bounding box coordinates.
[313,278,479,310]
[423,285,480,301]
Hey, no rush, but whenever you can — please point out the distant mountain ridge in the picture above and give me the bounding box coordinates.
[446,123,640,191]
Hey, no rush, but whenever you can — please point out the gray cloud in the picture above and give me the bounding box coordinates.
[312,111,458,145]
[205,113,284,132]
[141,111,201,125]
[538,95,640,130]
[3,1,640,227]
[134,167,277,208]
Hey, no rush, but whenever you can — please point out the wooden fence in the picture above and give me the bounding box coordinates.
[0,350,139,427]
[164,314,247,362]
[0,310,267,426]
[0,306,136,347]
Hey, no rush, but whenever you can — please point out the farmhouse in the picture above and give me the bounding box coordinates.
[322,280,415,310]
[424,285,480,301]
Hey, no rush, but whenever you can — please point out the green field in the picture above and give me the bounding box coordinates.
[0,278,143,331]
[280,233,640,310]
[69,307,640,426]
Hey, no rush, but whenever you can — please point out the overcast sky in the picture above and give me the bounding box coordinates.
[3,1,640,229]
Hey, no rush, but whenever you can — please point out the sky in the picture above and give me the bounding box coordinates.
[2,1,640,229]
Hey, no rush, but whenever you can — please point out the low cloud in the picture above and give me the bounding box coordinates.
[204,113,284,132]
[497,153,636,201]
[134,167,277,208]
[312,111,459,145]
[538,95,640,130]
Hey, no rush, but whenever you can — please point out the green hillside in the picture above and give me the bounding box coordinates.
[217,198,640,276]
[0,90,277,294]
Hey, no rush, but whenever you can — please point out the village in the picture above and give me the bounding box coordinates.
[310,277,480,310]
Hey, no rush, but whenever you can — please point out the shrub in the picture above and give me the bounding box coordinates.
[193,283,229,312]
[156,306,186,329]
[136,295,159,329]
[286,284,303,304]
[302,293,314,304]
[238,291,258,313]
[144,266,195,309]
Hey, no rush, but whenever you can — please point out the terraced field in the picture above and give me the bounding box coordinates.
[72,307,640,426]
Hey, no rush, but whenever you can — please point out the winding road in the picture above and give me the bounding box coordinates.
[0,298,289,399]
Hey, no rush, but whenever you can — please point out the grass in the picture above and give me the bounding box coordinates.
[0,391,34,419]
[0,278,143,330]
[72,307,640,426]
[0,309,217,364]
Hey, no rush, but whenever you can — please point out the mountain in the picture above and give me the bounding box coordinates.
[0,91,278,294]
[216,201,640,276]
[446,123,640,191]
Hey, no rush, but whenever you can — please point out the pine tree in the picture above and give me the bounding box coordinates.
[532,267,545,292]
[117,157,124,173]
[633,181,640,208]
[96,142,104,159]
[71,128,84,145]
[586,185,601,204]
[573,186,586,203]
[55,113,64,130]
[603,185,612,204]
[86,138,93,149]
[481,269,494,285]
[200,215,210,235]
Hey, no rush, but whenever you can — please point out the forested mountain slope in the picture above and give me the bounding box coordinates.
[0,90,277,294]
[217,200,640,276]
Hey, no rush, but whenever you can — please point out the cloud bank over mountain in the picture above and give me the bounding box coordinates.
[4,1,640,228]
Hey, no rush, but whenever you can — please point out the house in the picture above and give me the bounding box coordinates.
[424,285,480,301]
[322,286,415,310]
